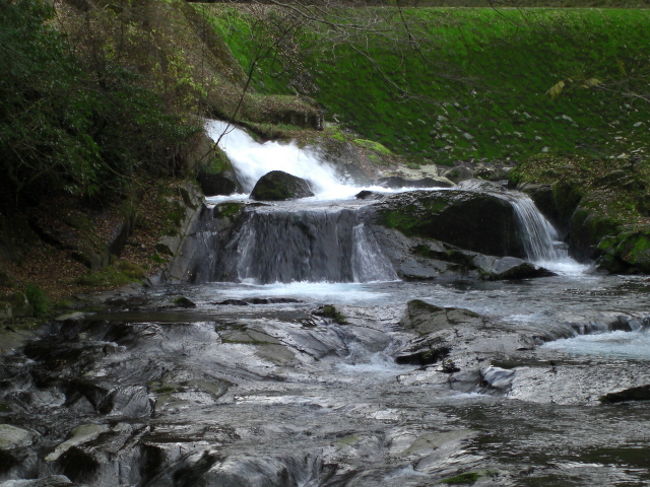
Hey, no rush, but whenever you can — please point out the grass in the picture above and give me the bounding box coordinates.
[196,5,294,95]
[215,202,244,218]
[199,6,650,165]
[315,304,348,324]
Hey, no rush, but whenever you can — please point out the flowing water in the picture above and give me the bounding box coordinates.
[2,121,650,487]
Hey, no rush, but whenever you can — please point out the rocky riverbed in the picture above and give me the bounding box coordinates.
[2,273,650,486]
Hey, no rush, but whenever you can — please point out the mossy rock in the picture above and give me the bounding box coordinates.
[173,296,196,309]
[313,304,347,325]
[250,171,314,201]
[5,292,33,318]
[568,207,620,261]
[377,191,525,258]
[441,471,481,484]
[551,181,582,230]
[353,138,392,156]
[240,94,323,130]
[597,231,650,274]
[196,141,240,196]
[214,202,244,219]
[0,301,12,321]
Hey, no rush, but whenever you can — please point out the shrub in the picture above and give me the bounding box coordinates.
[24,284,49,317]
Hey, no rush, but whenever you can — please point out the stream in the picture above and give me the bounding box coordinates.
[1,121,650,487]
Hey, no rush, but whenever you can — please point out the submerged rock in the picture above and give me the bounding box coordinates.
[355,190,381,200]
[0,424,35,451]
[45,424,109,463]
[601,385,650,404]
[250,171,314,201]
[400,300,484,336]
[173,296,197,308]
[0,424,37,474]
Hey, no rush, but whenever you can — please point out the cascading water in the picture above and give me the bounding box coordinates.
[507,194,561,261]
[7,124,650,487]
[204,119,586,280]
[503,192,589,274]
[214,205,397,284]
[205,119,360,199]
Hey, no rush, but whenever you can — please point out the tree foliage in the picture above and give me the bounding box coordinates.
[0,0,198,208]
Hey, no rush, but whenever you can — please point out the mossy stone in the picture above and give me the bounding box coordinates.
[597,231,650,273]
[250,171,314,201]
[378,191,524,258]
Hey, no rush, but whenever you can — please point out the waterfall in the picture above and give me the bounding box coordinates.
[201,119,587,278]
[351,223,399,282]
[213,206,397,284]
[503,192,589,274]
[508,195,560,261]
[204,119,447,201]
[205,120,355,199]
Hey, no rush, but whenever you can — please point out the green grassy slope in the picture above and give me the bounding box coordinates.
[199,6,650,165]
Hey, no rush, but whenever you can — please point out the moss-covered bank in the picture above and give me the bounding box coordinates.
[199,5,650,166]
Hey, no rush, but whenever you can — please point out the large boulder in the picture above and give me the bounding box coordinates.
[250,171,314,201]
[0,424,37,478]
[375,190,525,258]
[567,206,620,261]
[395,299,486,365]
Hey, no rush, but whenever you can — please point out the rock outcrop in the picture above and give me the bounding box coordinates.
[374,190,525,258]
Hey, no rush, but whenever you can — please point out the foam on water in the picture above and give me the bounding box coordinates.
[542,330,650,360]
[535,258,593,276]
[205,119,448,201]
[210,281,390,303]
[206,119,358,199]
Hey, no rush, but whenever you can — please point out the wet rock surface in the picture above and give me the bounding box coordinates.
[1,274,650,486]
[373,190,526,258]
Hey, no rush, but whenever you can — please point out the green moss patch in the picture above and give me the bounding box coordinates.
[24,284,50,318]
[353,139,393,155]
[598,231,650,273]
[441,471,481,484]
[215,202,244,219]
[382,208,421,236]
[314,304,348,325]
[76,261,145,288]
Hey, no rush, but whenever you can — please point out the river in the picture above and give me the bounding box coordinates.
[1,121,649,487]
